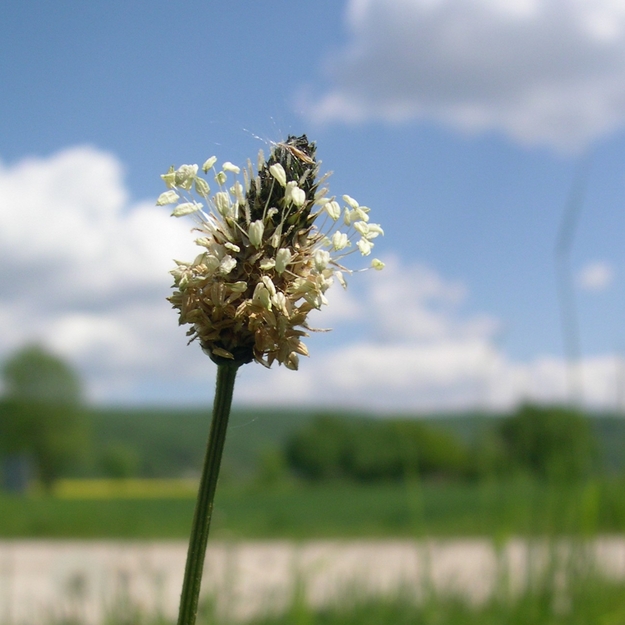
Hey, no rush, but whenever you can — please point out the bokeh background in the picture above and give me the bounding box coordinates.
[3,0,625,411]
[4,2,625,623]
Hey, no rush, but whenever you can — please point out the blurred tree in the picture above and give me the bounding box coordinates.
[286,415,347,480]
[467,429,509,480]
[286,414,472,482]
[100,442,141,479]
[255,446,288,488]
[3,345,83,404]
[0,345,89,489]
[500,404,596,482]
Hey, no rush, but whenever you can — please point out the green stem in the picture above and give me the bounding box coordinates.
[177,362,239,625]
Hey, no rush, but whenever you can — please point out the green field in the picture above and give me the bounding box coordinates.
[2,477,625,539]
[4,405,625,540]
[219,580,625,625]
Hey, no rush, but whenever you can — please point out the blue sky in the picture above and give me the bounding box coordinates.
[2,0,625,411]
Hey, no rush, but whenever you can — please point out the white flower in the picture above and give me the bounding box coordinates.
[253,283,272,310]
[204,255,221,273]
[364,223,384,239]
[269,163,287,187]
[248,220,264,247]
[161,171,176,188]
[353,206,370,222]
[335,271,348,288]
[272,291,287,313]
[275,248,292,274]
[314,249,330,271]
[357,239,373,255]
[194,177,210,198]
[156,190,180,206]
[285,181,305,206]
[290,186,306,207]
[325,200,341,221]
[331,231,349,250]
[371,258,385,270]
[342,194,359,209]
[261,275,277,297]
[172,202,202,217]
[219,255,237,275]
[214,192,232,217]
[202,156,217,172]
[175,164,199,190]
[164,134,384,370]
[230,281,248,292]
[222,162,240,174]
[230,181,244,203]
[353,221,369,237]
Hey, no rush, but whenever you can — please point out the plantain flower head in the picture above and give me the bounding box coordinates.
[162,135,384,369]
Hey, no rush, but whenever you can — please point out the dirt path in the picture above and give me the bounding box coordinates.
[1,538,625,623]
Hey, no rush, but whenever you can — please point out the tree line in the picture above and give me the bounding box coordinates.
[0,345,610,491]
[285,406,597,483]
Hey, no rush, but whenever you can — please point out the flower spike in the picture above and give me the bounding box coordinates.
[162,134,384,368]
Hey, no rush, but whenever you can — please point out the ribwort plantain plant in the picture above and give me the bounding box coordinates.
[160,135,384,625]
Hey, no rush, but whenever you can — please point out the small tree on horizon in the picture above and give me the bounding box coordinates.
[0,344,89,489]
[500,403,596,482]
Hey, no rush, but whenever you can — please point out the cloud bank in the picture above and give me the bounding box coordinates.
[0,146,621,411]
[240,258,623,411]
[303,0,625,150]
[0,146,205,402]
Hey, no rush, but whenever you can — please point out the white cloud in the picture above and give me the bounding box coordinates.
[238,258,624,412]
[0,146,206,402]
[0,146,620,411]
[364,258,499,341]
[303,0,625,150]
[577,260,615,291]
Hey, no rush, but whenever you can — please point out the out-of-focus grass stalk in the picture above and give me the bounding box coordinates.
[177,363,239,625]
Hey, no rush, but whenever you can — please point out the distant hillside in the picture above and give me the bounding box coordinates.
[89,407,315,479]
[417,411,625,474]
[588,414,625,472]
[86,407,625,479]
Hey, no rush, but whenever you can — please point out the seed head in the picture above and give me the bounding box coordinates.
[163,135,384,369]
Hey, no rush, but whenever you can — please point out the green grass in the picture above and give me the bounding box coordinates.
[0,496,196,538]
[243,583,625,625]
[48,568,625,625]
[3,477,625,539]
